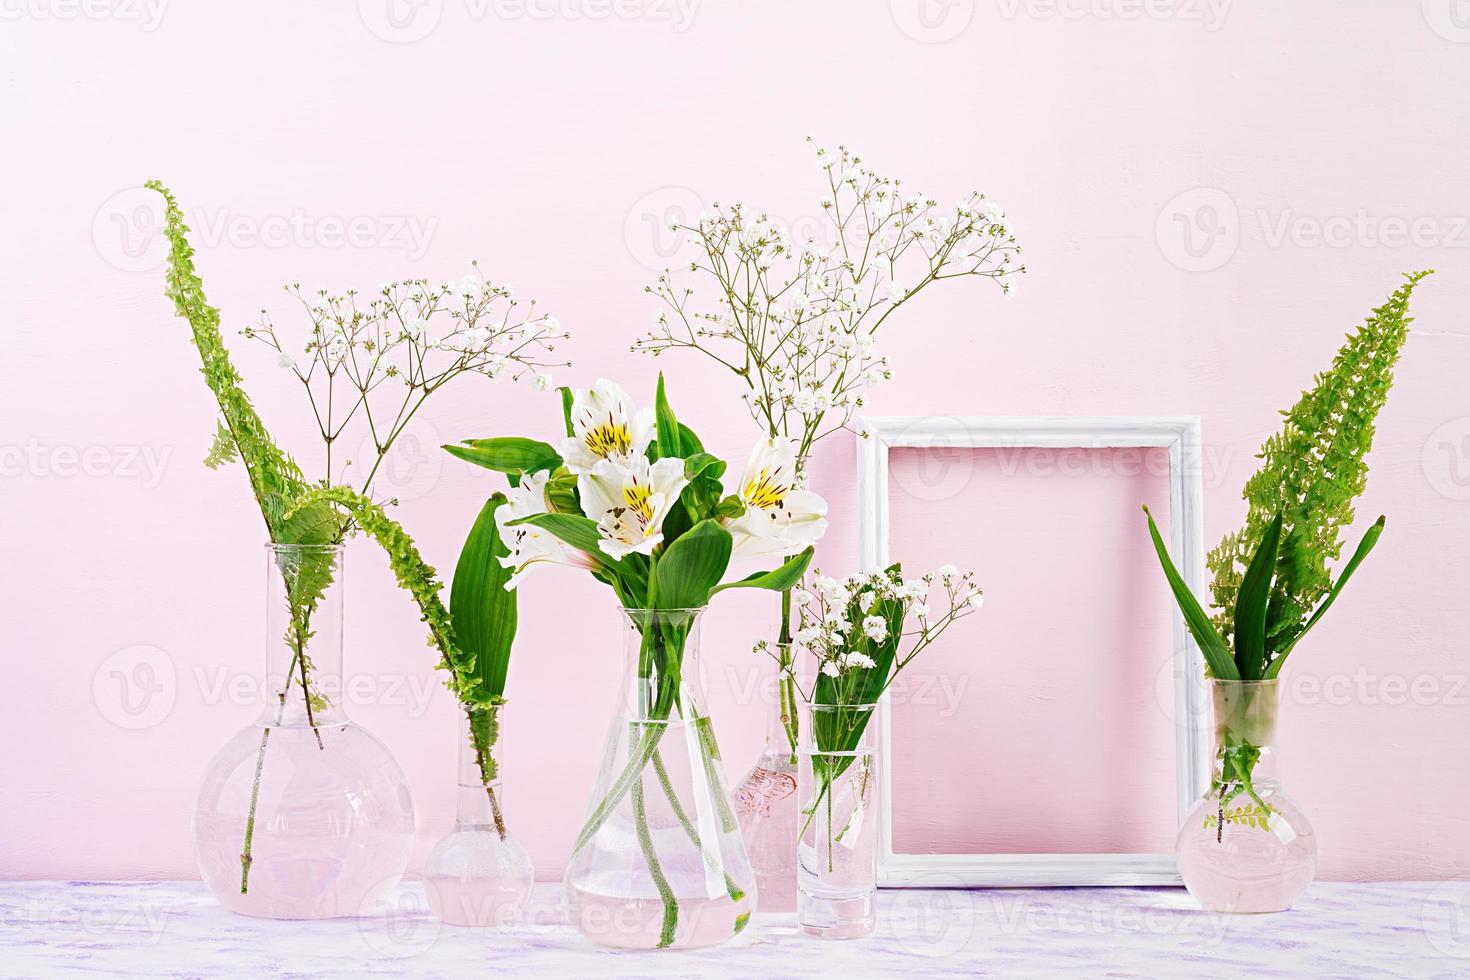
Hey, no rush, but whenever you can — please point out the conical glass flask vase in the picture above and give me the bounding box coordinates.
[425,702,535,927]
[564,607,757,949]
[733,643,800,913]
[1176,678,1316,913]
[193,543,415,919]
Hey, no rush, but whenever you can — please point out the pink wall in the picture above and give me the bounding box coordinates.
[3,3,1468,882]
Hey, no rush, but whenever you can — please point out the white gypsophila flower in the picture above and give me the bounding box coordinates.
[459,274,481,297]
[821,659,843,679]
[885,280,905,303]
[494,470,595,588]
[794,625,823,645]
[533,372,553,391]
[937,564,959,582]
[726,436,828,561]
[911,602,930,619]
[577,455,688,559]
[277,351,295,371]
[968,591,985,610]
[859,590,877,613]
[464,326,491,348]
[843,651,877,670]
[559,378,656,475]
[1004,273,1021,298]
[862,615,888,643]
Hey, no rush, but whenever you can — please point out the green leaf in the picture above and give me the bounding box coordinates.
[711,547,814,596]
[444,438,562,476]
[1233,510,1283,680]
[203,419,238,470]
[1269,516,1386,673]
[1143,505,1238,680]
[678,423,704,455]
[683,452,726,482]
[449,494,517,703]
[508,512,603,555]
[558,386,575,438]
[714,494,746,520]
[652,519,733,609]
[654,373,681,460]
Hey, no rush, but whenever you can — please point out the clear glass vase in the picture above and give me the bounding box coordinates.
[1176,678,1317,913]
[425,702,535,927]
[733,644,800,913]
[797,702,879,940]
[564,607,757,950]
[194,543,415,919]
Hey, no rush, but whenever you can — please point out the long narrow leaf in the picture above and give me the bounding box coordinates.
[559,386,576,438]
[1269,516,1386,674]
[1143,505,1238,680]
[450,494,518,703]
[1233,510,1283,680]
[444,438,562,476]
[654,373,681,460]
[711,548,814,596]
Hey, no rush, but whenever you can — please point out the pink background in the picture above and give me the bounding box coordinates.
[4,3,1468,883]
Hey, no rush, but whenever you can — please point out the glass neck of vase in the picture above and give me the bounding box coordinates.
[1210,678,1281,786]
[260,542,346,727]
[764,643,799,759]
[619,607,707,722]
[455,702,509,833]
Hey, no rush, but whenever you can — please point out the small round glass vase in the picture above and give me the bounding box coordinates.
[194,544,415,919]
[797,702,880,940]
[563,607,757,950]
[1176,678,1316,913]
[424,702,535,927]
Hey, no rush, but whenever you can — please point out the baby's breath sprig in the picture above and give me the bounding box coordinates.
[634,140,1024,470]
[243,265,569,500]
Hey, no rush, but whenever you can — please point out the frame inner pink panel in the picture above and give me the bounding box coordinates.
[886,445,1179,856]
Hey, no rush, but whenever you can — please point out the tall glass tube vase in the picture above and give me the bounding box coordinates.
[797,702,879,940]
[563,607,757,950]
[1176,678,1317,913]
[194,543,415,919]
[425,702,535,927]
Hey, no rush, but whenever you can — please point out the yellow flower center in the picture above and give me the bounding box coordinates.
[584,414,632,460]
[744,468,788,511]
[622,480,655,524]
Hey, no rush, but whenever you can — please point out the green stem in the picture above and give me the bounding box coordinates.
[632,728,678,949]
[652,749,743,901]
[239,726,270,893]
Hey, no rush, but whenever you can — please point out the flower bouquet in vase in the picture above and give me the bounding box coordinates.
[791,565,982,939]
[633,141,1023,910]
[446,376,818,949]
[1145,271,1431,913]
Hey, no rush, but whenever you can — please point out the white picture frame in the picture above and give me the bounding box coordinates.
[856,415,1210,887]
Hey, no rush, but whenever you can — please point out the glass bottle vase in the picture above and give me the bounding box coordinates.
[1176,678,1316,913]
[733,643,800,913]
[797,702,880,940]
[194,543,415,919]
[563,607,757,950]
[425,701,535,926]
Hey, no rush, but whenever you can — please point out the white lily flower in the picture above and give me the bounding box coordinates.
[578,456,688,559]
[726,437,828,560]
[494,471,595,588]
[558,379,656,475]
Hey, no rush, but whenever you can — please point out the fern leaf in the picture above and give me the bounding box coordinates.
[203,419,239,470]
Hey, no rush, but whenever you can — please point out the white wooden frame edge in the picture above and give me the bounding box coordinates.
[856,415,1210,887]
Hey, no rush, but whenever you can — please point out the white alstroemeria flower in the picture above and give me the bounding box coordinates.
[559,379,656,475]
[495,471,595,588]
[726,437,828,560]
[577,456,688,559]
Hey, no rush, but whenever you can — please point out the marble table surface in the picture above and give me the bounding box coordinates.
[3,880,1467,978]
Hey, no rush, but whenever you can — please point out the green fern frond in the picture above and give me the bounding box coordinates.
[1205,270,1431,673]
[203,418,239,470]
